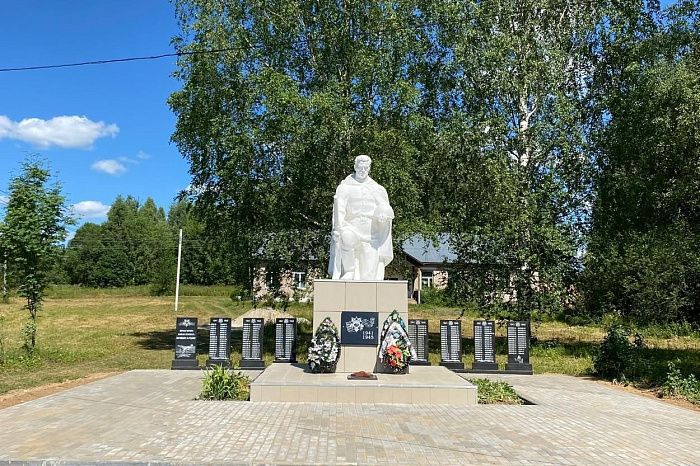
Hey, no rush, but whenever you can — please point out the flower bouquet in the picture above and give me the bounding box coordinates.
[379,310,417,374]
[308,317,341,373]
[384,344,411,372]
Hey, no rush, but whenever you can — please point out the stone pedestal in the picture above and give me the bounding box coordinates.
[250,364,478,404]
[313,279,408,373]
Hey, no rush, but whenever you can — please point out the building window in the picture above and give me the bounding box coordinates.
[293,271,306,289]
[421,270,434,288]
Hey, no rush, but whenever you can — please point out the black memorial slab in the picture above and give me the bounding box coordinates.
[439,320,464,371]
[241,317,265,368]
[206,317,232,368]
[506,320,533,374]
[274,318,297,363]
[172,317,199,370]
[340,311,379,345]
[408,319,430,365]
[472,320,498,371]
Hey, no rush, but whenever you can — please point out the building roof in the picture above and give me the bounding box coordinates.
[402,234,457,266]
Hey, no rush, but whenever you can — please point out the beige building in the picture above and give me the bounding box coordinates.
[400,235,455,303]
[253,235,456,303]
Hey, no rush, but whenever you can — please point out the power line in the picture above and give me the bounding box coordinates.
[0,7,618,73]
[0,47,239,73]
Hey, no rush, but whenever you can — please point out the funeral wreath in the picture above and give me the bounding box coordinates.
[308,317,341,373]
[379,310,417,373]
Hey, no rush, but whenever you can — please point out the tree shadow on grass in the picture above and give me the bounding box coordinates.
[132,327,210,355]
[132,323,315,361]
[132,325,699,382]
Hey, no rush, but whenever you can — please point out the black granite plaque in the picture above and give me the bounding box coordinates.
[206,317,231,368]
[241,317,265,368]
[439,320,464,371]
[408,319,430,365]
[340,311,379,345]
[172,317,199,370]
[472,320,498,371]
[274,318,297,363]
[506,320,533,374]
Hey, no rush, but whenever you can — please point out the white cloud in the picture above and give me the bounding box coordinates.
[0,195,8,205]
[71,201,111,219]
[91,159,126,175]
[0,115,118,149]
[118,156,138,164]
[117,150,151,165]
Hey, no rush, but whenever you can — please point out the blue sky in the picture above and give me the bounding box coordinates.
[0,1,189,234]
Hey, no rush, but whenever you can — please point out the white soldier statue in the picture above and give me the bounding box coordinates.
[328,155,394,280]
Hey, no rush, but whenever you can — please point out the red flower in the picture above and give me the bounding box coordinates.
[385,345,406,369]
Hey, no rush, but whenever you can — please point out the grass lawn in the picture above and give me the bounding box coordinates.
[0,286,698,396]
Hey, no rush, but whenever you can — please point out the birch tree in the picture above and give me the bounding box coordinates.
[169,0,435,287]
[426,0,609,317]
[584,1,700,323]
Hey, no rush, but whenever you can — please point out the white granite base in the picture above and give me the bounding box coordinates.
[250,363,478,404]
[313,279,408,373]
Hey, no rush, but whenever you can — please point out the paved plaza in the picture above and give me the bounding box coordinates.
[0,369,698,464]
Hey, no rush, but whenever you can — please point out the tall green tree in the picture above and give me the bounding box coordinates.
[136,198,173,289]
[63,223,105,285]
[0,159,71,352]
[0,216,9,303]
[584,2,700,323]
[170,0,436,288]
[422,0,612,317]
[167,200,232,285]
[169,0,696,319]
[64,196,176,289]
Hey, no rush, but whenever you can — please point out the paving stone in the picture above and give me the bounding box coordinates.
[0,370,698,464]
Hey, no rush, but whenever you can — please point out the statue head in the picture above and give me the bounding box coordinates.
[354,154,371,181]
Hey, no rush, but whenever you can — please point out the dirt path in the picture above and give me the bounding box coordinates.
[0,372,121,409]
[596,378,700,412]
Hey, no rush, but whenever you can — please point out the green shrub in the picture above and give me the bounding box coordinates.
[149,279,174,297]
[198,366,250,400]
[467,378,522,404]
[582,226,700,324]
[149,243,177,296]
[228,284,249,302]
[593,325,644,379]
[21,319,37,357]
[659,361,700,404]
[420,287,451,306]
